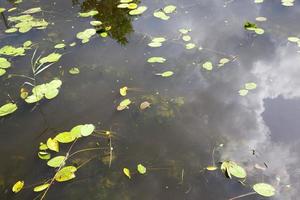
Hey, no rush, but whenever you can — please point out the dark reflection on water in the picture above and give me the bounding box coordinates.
[1,0,300,199]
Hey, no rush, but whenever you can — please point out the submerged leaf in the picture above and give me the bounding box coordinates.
[140,101,151,110]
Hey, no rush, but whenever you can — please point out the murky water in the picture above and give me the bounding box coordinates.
[1,0,300,199]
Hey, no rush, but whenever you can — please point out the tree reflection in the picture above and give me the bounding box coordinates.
[79,0,141,45]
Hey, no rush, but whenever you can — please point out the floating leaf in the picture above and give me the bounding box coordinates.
[218,58,230,67]
[239,89,249,96]
[70,125,83,138]
[90,20,102,26]
[156,71,174,77]
[117,99,131,111]
[256,17,267,22]
[128,3,138,9]
[39,142,48,151]
[120,99,131,107]
[253,183,276,197]
[152,37,166,43]
[79,10,98,17]
[76,29,96,43]
[153,11,170,20]
[0,45,25,56]
[55,166,77,182]
[123,168,131,179]
[0,8,6,13]
[55,132,76,143]
[120,86,128,96]
[221,161,247,179]
[0,69,6,76]
[47,156,66,168]
[23,40,32,48]
[163,5,177,14]
[39,53,62,64]
[22,7,42,14]
[5,28,18,33]
[54,43,65,49]
[33,183,50,192]
[129,6,147,15]
[0,57,11,68]
[120,0,133,2]
[148,42,162,47]
[254,28,264,35]
[38,151,51,160]
[137,164,147,174]
[202,61,213,71]
[182,35,191,42]
[179,28,191,34]
[69,67,80,75]
[0,103,17,117]
[206,166,218,171]
[117,3,129,8]
[47,138,59,152]
[288,37,300,43]
[80,124,95,136]
[245,82,257,90]
[147,57,166,63]
[186,43,196,49]
[12,180,24,193]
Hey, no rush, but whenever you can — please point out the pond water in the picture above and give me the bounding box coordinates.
[1,0,300,199]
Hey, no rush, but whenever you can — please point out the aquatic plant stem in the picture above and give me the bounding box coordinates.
[228,192,256,200]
